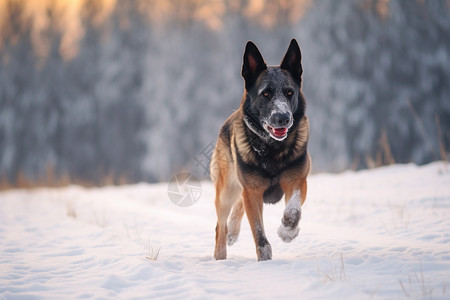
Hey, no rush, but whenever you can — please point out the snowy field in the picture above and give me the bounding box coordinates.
[1,162,449,299]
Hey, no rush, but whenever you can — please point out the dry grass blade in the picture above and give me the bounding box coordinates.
[146,247,161,261]
[146,238,161,261]
[399,279,410,297]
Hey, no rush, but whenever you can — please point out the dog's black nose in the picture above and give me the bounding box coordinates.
[271,113,291,126]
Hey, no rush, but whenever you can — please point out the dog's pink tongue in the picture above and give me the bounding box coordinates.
[274,128,288,136]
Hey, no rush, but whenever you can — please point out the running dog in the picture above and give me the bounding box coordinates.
[210,39,311,261]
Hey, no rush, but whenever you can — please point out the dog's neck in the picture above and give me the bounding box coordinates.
[243,115,271,143]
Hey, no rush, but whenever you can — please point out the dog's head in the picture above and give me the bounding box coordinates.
[241,39,304,142]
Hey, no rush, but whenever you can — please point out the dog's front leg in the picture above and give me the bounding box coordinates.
[242,188,272,261]
[278,178,307,243]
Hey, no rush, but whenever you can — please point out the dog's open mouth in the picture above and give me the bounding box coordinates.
[267,126,288,140]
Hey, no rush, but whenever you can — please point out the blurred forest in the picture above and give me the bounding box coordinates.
[0,0,449,186]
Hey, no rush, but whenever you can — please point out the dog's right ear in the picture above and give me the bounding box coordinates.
[242,41,267,90]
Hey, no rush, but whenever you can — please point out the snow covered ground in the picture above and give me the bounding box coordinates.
[1,162,449,299]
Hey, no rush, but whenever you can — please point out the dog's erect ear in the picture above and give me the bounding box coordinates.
[242,41,267,90]
[280,39,303,85]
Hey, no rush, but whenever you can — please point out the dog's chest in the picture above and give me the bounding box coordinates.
[249,139,289,174]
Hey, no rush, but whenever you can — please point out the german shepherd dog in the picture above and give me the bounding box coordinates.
[210,39,311,261]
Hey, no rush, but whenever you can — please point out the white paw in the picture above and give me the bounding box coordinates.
[227,233,239,246]
[277,224,299,243]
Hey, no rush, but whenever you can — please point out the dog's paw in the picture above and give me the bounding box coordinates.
[257,244,272,261]
[277,224,300,243]
[214,247,227,260]
[227,232,239,246]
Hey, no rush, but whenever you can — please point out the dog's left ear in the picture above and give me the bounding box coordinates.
[280,39,303,85]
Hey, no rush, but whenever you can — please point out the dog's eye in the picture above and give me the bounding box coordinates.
[263,91,270,98]
[285,90,294,97]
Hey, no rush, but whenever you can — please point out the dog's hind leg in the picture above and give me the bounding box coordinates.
[214,184,241,260]
[227,198,244,246]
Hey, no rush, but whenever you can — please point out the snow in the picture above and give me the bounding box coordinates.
[1,162,449,299]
